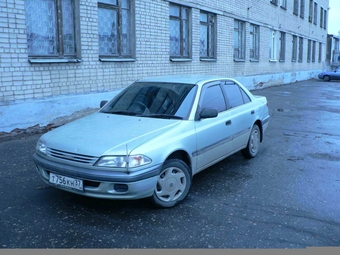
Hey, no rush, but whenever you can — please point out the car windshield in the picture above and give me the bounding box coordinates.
[100,82,197,120]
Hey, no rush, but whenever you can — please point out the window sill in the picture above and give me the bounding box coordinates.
[28,59,82,64]
[269,59,277,62]
[170,58,192,62]
[234,58,245,62]
[249,59,259,62]
[200,58,217,62]
[99,58,136,62]
[279,59,285,62]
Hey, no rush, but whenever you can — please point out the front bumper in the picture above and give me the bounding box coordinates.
[33,153,161,200]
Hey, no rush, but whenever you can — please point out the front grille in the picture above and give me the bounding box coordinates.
[47,148,98,165]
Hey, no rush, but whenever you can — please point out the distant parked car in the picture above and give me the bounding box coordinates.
[318,67,340,81]
[33,75,270,208]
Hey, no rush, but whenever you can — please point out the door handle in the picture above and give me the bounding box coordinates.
[251,110,255,115]
[225,120,232,126]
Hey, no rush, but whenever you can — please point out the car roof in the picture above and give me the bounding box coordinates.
[136,74,232,85]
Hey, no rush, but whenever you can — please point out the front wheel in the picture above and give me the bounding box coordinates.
[150,159,191,208]
[241,124,261,158]
[323,75,331,82]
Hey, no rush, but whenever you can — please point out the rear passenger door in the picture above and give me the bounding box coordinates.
[222,81,255,152]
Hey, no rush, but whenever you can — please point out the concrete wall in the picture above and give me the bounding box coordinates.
[0,0,329,132]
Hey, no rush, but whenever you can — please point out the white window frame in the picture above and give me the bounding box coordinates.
[269,30,277,61]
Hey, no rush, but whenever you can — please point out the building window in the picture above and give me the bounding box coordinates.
[269,30,276,61]
[323,9,327,29]
[234,20,245,60]
[293,0,299,15]
[98,0,134,59]
[170,3,191,58]
[270,0,278,6]
[279,32,286,61]
[307,39,312,62]
[200,11,216,59]
[318,42,322,62]
[308,0,313,23]
[298,37,303,62]
[312,41,316,62]
[313,2,318,25]
[280,0,287,9]
[250,24,260,60]
[300,0,305,18]
[292,35,298,62]
[320,7,323,28]
[25,0,77,58]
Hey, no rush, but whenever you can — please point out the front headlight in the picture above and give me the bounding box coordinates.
[36,140,47,155]
[95,155,152,168]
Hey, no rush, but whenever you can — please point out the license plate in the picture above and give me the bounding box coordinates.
[49,173,83,191]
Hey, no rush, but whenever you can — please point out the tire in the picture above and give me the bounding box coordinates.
[241,124,261,158]
[323,75,331,82]
[150,159,191,208]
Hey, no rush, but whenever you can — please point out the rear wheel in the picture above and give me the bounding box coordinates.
[323,75,331,82]
[242,124,261,158]
[150,159,191,208]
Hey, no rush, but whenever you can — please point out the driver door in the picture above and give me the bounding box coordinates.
[194,81,233,172]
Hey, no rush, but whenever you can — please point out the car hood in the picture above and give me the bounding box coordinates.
[41,112,181,156]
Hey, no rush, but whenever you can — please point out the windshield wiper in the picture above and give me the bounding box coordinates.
[105,110,138,116]
[137,114,183,120]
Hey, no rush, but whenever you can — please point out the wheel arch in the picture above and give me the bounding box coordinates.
[165,150,192,175]
[254,119,264,142]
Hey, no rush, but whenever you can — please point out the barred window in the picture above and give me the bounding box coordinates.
[307,39,312,62]
[292,35,298,62]
[279,32,286,61]
[98,0,134,59]
[250,24,259,60]
[300,0,305,18]
[312,41,316,62]
[170,4,191,58]
[200,11,216,59]
[280,0,287,9]
[25,0,77,58]
[298,37,303,62]
[234,20,245,60]
[318,42,322,62]
[309,0,313,23]
[314,2,318,25]
[293,0,299,15]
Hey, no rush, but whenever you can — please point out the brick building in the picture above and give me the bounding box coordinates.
[0,0,329,132]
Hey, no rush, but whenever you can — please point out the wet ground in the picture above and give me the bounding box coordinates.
[0,79,339,248]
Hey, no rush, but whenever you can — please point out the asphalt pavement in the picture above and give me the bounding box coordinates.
[0,79,339,249]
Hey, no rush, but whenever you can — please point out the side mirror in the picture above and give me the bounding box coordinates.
[100,100,108,108]
[199,107,218,119]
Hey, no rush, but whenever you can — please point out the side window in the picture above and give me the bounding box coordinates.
[223,82,248,108]
[200,84,226,112]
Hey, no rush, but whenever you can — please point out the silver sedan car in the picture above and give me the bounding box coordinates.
[33,75,270,208]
